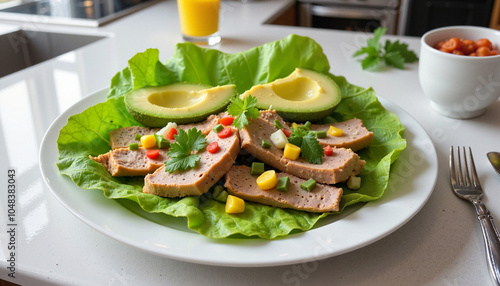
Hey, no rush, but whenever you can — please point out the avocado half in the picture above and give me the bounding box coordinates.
[125,83,236,127]
[239,68,341,122]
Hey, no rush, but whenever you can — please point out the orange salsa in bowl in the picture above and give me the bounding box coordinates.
[434,37,499,56]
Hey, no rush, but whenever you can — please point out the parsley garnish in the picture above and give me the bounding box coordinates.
[227,95,260,129]
[353,27,418,70]
[288,127,324,165]
[164,128,206,173]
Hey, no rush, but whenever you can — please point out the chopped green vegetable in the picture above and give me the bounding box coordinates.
[300,178,316,192]
[301,121,312,130]
[212,123,224,133]
[226,95,260,129]
[276,176,289,192]
[129,142,139,150]
[154,134,170,149]
[261,139,272,148]
[213,185,229,203]
[288,128,323,164]
[251,162,265,175]
[274,119,283,129]
[314,130,327,138]
[164,128,206,173]
[353,27,418,70]
[134,133,141,140]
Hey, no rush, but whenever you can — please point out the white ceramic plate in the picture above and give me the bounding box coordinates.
[39,88,438,267]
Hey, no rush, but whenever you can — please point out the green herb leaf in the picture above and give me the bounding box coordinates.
[288,127,305,147]
[370,27,387,49]
[300,132,324,165]
[384,51,405,69]
[353,27,417,70]
[164,155,201,173]
[385,40,418,63]
[165,128,206,173]
[288,128,323,164]
[227,95,260,129]
[361,55,380,70]
[352,46,379,57]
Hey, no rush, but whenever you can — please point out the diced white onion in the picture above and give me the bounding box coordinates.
[347,176,361,189]
[156,122,177,138]
[270,129,288,149]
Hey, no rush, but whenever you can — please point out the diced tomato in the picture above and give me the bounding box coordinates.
[476,46,491,57]
[476,38,493,50]
[434,41,445,50]
[460,39,476,55]
[207,141,219,153]
[440,37,461,53]
[435,37,497,57]
[219,116,234,126]
[146,149,160,159]
[217,127,233,138]
[166,128,178,140]
[282,128,291,137]
[323,145,333,156]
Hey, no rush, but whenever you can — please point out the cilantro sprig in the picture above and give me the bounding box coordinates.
[164,128,206,173]
[353,27,418,70]
[227,95,260,129]
[288,127,324,165]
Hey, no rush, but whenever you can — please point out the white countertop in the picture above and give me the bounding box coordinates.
[1,0,500,285]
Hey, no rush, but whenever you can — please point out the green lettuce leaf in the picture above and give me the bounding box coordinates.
[57,34,406,239]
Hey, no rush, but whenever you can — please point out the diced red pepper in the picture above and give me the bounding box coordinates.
[217,127,233,138]
[166,128,178,140]
[219,116,234,126]
[323,145,333,156]
[207,141,219,153]
[282,128,291,137]
[146,149,160,159]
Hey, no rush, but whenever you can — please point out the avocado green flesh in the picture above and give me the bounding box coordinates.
[240,68,341,122]
[125,83,236,127]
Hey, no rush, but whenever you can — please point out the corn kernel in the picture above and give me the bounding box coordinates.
[283,143,301,160]
[328,126,343,137]
[291,122,299,130]
[140,134,157,148]
[225,195,245,214]
[256,170,277,190]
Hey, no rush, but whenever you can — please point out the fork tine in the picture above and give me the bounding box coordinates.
[450,146,457,185]
[467,147,481,188]
[462,147,472,186]
[456,146,465,186]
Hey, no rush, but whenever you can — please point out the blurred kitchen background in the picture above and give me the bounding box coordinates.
[0,0,499,78]
[271,0,499,36]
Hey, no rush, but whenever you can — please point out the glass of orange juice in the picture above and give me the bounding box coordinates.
[177,0,221,46]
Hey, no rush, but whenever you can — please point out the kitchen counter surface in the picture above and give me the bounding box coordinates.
[1,0,500,285]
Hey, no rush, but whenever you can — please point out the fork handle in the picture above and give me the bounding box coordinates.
[472,199,500,285]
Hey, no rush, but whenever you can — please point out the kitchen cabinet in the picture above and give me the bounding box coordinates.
[490,0,500,30]
[405,0,494,36]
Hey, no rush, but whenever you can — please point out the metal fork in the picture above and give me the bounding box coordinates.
[450,146,500,285]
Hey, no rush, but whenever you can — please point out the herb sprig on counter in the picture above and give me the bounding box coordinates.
[353,27,418,70]
[227,95,260,129]
[165,128,206,173]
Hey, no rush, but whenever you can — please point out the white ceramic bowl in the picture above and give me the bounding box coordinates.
[419,26,500,119]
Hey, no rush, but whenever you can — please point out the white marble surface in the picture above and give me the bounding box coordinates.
[1,0,500,285]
